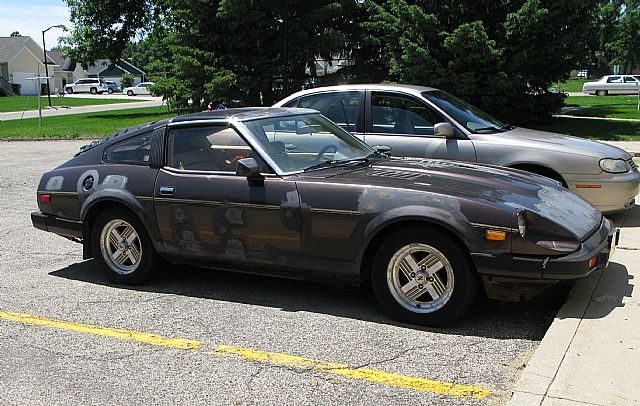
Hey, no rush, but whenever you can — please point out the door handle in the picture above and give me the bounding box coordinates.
[159,186,175,197]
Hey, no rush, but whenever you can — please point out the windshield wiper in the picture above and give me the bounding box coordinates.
[304,157,371,172]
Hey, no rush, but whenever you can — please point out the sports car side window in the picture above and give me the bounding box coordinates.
[168,126,270,173]
[370,93,444,136]
[103,132,153,165]
[297,92,360,132]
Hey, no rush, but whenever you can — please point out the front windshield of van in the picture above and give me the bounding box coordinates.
[423,90,512,134]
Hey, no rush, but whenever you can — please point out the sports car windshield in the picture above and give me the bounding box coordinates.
[242,113,376,173]
[423,90,511,134]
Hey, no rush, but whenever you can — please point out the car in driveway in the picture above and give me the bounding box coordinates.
[582,75,640,96]
[64,78,108,94]
[104,81,121,94]
[274,84,640,214]
[123,82,154,96]
[31,108,619,326]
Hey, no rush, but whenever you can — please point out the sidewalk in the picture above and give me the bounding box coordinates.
[509,204,640,405]
[0,98,165,121]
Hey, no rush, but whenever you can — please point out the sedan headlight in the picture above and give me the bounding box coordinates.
[599,158,629,173]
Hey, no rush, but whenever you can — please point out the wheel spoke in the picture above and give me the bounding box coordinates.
[398,258,414,281]
[113,250,129,266]
[403,254,420,272]
[128,244,141,264]
[401,280,424,301]
[426,273,447,300]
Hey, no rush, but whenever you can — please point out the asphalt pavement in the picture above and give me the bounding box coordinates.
[0,140,587,405]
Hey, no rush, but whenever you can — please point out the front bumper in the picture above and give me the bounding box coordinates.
[566,169,640,214]
[472,218,619,300]
[31,211,83,239]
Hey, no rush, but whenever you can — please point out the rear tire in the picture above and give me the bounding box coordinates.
[91,208,161,285]
[596,90,607,96]
[371,227,478,326]
[107,88,114,94]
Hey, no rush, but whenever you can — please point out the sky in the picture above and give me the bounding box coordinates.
[0,0,72,49]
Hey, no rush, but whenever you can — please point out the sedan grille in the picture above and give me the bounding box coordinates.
[368,169,424,180]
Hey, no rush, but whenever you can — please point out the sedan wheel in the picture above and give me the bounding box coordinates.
[127,90,134,96]
[92,208,161,284]
[371,227,477,326]
[596,90,607,96]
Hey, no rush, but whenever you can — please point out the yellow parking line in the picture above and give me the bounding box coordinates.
[1,309,490,400]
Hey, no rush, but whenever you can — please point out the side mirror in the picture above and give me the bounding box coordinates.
[434,122,456,139]
[373,145,392,155]
[236,158,262,179]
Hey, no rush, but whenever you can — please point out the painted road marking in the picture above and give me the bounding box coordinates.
[0,309,490,400]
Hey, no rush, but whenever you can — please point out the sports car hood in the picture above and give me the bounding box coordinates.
[319,158,602,239]
[490,127,630,160]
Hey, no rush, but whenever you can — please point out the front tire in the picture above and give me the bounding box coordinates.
[91,208,161,285]
[127,90,134,96]
[107,88,114,94]
[65,87,73,94]
[371,227,478,326]
[90,87,98,94]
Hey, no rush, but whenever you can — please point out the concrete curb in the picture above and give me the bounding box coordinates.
[508,270,603,405]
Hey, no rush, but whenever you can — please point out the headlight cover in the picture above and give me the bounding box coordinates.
[599,158,629,173]
[512,210,580,255]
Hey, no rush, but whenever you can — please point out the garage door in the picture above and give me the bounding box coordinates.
[12,72,38,95]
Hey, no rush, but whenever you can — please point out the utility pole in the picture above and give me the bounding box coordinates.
[283,0,288,96]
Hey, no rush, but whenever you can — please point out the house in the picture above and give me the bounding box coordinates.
[82,59,146,86]
[47,51,76,90]
[0,35,60,95]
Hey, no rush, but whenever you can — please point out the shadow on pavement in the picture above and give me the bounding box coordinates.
[50,259,572,341]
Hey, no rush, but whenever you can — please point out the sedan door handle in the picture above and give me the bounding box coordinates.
[159,186,175,197]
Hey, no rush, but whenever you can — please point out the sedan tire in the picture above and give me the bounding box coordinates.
[596,90,608,96]
[371,227,478,326]
[127,90,134,96]
[92,208,162,285]
[65,87,73,94]
[107,88,114,94]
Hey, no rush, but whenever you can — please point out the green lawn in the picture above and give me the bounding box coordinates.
[556,79,588,93]
[530,116,640,141]
[0,95,138,113]
[0,106,176,139]
[563,95,640,119]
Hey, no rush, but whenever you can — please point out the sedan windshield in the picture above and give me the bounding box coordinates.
[423,90,510,134]
[241,113,375,173]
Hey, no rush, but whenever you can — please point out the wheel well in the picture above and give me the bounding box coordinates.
[82,201,140,258]
[510,164,566,187]
[359,220,471,282]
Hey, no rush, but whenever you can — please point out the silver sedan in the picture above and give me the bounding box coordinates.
[582,75,640,96]
[274,84,640,214]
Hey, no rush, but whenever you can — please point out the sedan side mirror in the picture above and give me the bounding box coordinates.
[434,122,456,139]
[373,145,392,155]
[236,158,262,180]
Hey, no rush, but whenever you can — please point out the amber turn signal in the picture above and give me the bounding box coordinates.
[588,257,598,269]
[486,230,506,241]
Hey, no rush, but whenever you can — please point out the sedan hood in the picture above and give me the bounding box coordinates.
[313,158,602,239]
[492,127,630,160]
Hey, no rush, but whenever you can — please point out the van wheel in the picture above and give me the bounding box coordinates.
[371,227,478,326]
[90,87,98,94]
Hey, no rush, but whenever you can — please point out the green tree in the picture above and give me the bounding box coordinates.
[363,0,599,122]
[605,1,640,73]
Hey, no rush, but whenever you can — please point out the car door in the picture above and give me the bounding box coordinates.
[623,76,640,94]
[139,83,150,95]
[281,91,365,141]
[154,123,302,268]
[364,91,477,162]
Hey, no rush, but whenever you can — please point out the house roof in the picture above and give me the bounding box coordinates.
[0,36,31,63]
[48,51,76,71]
[86,59,145,76]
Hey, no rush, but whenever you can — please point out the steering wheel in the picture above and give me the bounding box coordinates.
[314,144,338,162]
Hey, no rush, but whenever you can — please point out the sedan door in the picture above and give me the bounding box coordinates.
[154,124,303,269]
[364,91,477,162]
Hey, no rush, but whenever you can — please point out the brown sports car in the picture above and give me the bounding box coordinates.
[32,108,619,325]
